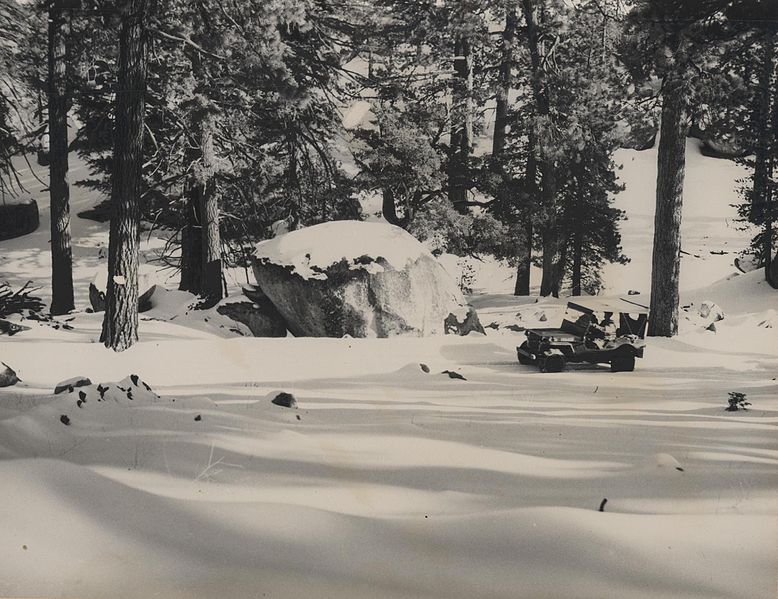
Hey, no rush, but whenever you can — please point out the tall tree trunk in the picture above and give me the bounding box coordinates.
[648,69,688,337]
[199,112,222,306]
[751,40,773,225]
[491,4,530,295]
[48,3,74,315]
[571,228,583,296]
[514,218,533,295]
[539,197,562,296]
[766,36,777,288]
[521,0,561,297]
[382,187,404,227]
[492,5,516,157]
[101,0,148,351]
[449,35,473,214]
[514,130,536,296]
[179,165,203,294]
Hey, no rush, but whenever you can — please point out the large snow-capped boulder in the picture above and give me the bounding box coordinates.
[252,221,483,338]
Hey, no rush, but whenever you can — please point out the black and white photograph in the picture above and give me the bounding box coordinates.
[0,0,776,597]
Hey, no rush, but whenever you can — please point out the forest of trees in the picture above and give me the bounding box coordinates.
[0,0,776,349]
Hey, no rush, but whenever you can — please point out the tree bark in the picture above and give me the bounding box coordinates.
[521,0,561,297]
[48,4,74,315]
[101,0,148,351]
[491,3,530,296]
[766,36,777,288]
[492,5,517,157]
[514,130,536,296]
[449,35,473,214]
[179,168,203,294]
[648,69,688,337]
[199,112,222,306]
[751,40,773,225]
[571,227,583,296]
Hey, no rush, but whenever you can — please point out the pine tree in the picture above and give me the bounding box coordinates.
[47,0,74,315]
[101,0,148,351]
[624,0,731,336]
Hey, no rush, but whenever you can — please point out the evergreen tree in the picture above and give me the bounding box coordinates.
[101,0,149,351]
[48,0,75,315]
[624,0,731,336]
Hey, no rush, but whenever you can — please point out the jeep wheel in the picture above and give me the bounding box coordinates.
[540,354,566,373]
[517,342,535,365]
[611,352,635,372]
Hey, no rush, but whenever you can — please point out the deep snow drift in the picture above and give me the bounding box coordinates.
[0,142,777,599]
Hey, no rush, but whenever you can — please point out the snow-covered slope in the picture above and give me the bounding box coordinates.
[604,137,753,295]
[0,143,776,598]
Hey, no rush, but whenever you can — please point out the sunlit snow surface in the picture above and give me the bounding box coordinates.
[0,144,776,599]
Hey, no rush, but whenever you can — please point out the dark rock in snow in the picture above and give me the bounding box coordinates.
[444,305,485,336]
[137,285,157,313]
[271,392,298,409]
[538,313,548,322]
[619,122,657,151]
[0,198,39,241]
[0,320,30,336]
[88,283,106,312]
[420,363,430,373]
[706,322,717,333]
[54,376,92,395]
[77,200,111,223]
[60,414,70,426]
[194,414,202,421]
[699,137,749,160]
[442,370,467,381]
[89,282,155,313]
[0,362,20,387]
[216,299,287,337]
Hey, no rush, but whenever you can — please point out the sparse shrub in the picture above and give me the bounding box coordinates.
[0,282,44,318]
[726,392,750,412]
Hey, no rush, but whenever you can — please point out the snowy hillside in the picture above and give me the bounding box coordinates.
[1,142,777,599]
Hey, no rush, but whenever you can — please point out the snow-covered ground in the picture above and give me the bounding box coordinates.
[0,143,777,598]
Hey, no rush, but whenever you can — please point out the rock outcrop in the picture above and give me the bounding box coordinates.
[0,198,39,241]
[252,221,484,338]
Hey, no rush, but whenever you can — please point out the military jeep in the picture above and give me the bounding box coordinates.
[516,298,649,373]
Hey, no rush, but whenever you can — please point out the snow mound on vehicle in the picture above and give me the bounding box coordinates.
[254,220,427,281]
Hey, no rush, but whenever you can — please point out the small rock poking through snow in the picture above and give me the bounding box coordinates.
[271,392,298,409]
[442,370,467,381]
[55,375,160,406]
[651,453,685,472]
[699,300,725,322]
[0,362,19,387]
[54,376,92,395]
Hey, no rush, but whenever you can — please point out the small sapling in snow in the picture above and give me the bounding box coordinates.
[726,392,750,412]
